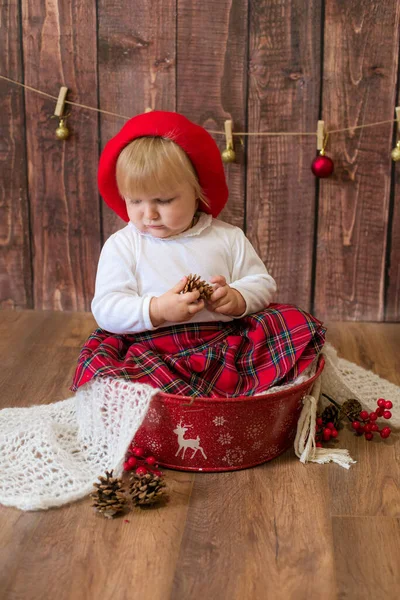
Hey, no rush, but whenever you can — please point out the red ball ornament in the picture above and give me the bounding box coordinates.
[145,456,157,466]
[377,398,386,408]
[311,153,334,178]
[359,410,369,421]
[383,410,392,420]
[384,401,393,409]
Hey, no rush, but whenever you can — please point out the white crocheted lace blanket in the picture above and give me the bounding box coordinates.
[0,342,398,511]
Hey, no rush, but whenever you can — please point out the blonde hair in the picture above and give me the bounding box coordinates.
[116,136,209,207]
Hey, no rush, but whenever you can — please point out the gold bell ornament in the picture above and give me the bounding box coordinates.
[221,144,236,163]
[391,141,400,162]
[391,107,400,161]
[221,119,236,163]
[55,118,70,140]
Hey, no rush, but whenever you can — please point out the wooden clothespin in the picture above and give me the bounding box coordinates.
[54,86,70,140]
[395,107,400,132]
[221,119,236,163]
[316,120,325,153]
[54,86,68,117]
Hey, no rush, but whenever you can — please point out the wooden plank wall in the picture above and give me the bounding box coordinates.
[0,0,32,310]
[247,1,321,311]
[1,0,399,321]
[315,0,400,321]
[18,0,101,312]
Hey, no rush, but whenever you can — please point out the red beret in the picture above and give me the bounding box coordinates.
[98,111,229,221]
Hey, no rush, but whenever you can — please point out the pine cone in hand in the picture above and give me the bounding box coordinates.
[182,274,214,301]
[129,472,167,506]
[91,470,127,519]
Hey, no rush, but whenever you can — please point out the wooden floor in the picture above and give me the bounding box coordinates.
[0,311,399,600]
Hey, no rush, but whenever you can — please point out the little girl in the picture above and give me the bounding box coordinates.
[71,111,325,397]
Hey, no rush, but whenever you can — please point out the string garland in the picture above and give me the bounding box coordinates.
[2,73,400,176]
[1,74,398,137]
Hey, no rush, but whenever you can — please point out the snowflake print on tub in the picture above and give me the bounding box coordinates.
[146,407,161,425]
[267,406,283,420]
[217,432,233,446]
[146,438,162,453]
[213,416,227,426]
[264,444,282,459]
[251,440,263,451]
[244,422,266,440]
[222,447,246,466]
[277,415,295,433]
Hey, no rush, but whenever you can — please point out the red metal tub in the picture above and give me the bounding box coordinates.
[133,355,324,472]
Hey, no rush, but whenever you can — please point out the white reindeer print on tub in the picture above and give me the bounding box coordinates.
[173,422,207,460]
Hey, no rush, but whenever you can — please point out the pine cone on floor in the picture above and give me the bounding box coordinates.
[129,472,167,507]
[340,398,362,422]
[321,404,342,429]
[182,274,214,301]
[90,470,127,519]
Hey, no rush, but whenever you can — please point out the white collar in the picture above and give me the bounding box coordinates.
[128,212,212,241]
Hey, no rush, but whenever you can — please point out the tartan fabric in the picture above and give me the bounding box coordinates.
[70,303,326,398]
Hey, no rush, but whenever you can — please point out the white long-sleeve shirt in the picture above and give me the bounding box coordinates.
[91,212,277,334]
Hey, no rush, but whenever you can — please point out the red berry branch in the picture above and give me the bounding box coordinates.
[316,395,393,448]
[351,398,392,440]
[123,444,162,477]
[314,419,339,447]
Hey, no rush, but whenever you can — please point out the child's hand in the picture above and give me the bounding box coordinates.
[207,275,246,316]
[150,277,205,327]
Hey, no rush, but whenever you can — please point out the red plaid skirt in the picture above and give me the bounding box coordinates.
[71,303,326,398]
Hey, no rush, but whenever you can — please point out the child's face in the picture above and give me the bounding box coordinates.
[124,180,198,238]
